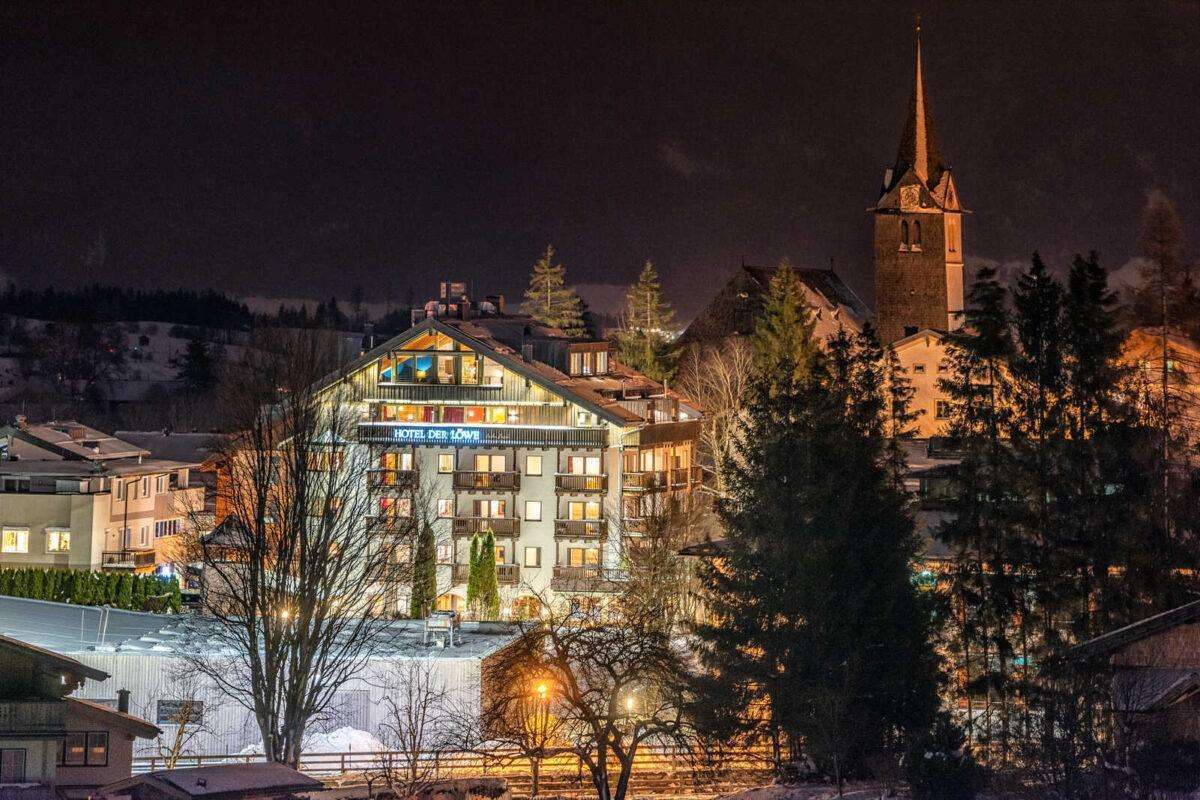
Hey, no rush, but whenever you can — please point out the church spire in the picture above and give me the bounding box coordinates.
[893,16,945,189]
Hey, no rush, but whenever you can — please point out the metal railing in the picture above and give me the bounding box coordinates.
[453,471,521,491]
[101,549,157,569]
[554,474,607,493]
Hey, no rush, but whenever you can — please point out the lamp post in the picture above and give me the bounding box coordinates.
[530,681,551,798]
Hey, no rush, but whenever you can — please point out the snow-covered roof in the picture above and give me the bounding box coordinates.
[0,596,520,661]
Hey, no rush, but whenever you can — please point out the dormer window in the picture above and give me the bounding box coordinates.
[900,220,910,251]
[568,346,610,377]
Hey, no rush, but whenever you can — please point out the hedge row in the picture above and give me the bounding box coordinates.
[0,566,182,613]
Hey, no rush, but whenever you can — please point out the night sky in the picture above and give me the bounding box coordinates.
[1,2,1197,319]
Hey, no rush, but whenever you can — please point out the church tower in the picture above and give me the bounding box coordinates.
[873,21,965,345]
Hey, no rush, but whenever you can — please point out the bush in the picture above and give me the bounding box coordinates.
[905,713,979,800]
[0,566,181,613]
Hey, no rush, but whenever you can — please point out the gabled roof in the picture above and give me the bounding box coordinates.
[0,633,110,682]
[68,697,161,738]
[320,315,648,426]
[1070,599,1200,662]
[679,265,868,347]
[101,763,322,800]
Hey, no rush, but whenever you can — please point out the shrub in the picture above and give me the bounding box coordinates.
[905,713,979,800]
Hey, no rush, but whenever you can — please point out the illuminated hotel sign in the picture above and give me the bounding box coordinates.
[389,426,483,445]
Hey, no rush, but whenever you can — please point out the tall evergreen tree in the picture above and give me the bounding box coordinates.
[477,530,501,620]
[466,535,482,612]
[691,267,939,785]
[178,334,218,393]
[614,261,677,382]
[409,522,438,618]
[520,246,586,337]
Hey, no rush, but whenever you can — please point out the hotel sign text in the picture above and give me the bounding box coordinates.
[389,426,483,445]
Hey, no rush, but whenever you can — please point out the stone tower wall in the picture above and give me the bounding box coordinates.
[873,212,950,345]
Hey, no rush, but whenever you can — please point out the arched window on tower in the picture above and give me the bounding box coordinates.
[912,220,923,251]
[900,220,909,251]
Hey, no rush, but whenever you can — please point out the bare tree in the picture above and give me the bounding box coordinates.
[674,339,753,492]
[140,664,225,768]
[365,660,454,799]
[486,595,690,800]
[182,329,398,766]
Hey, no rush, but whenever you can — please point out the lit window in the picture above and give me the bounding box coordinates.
[525,501,542,521]
[482,360,504,386]
[46,529,71,553]
[437,499,454,518]
[526,455,543,475]
[567,547,599,566]
[936,401,952,419]
[569,352,583,375]
[524,546,541,568]
[493,545,505,563]
[437,454,454,473]
[486,407,508,424]
[1,528,29,554]
[912,363,926,374]
[474,454,506,472]
[474,499,505,518]
[595,351,609,374]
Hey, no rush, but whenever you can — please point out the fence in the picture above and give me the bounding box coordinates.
[134,744,773,782]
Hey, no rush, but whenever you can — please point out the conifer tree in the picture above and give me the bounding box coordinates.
[477,530,501,620]
[466,535,481,614]
[117,573,134,609]
[28,569,43,600]
[409,522,437,618]
[520,246,587,337]
[615,261,677,382]
[692,266,939,783]
[178,334,218,393]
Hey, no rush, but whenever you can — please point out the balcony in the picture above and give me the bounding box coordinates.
[551,565,617,593]
[451,563,520,585]
[452,517,521,537]
[554,519,606,539]
[670,466,703,487]
[101,549,157,570]
[0,701,67,737]
[367,468,417,492]
[555,474,607,493]
[366,515,412,535]
[453,471,521,491]
[623,471,668,491]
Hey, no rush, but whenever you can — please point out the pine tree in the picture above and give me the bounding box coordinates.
[409,522,438,618]
[477,530,500,620]
[692,269,939,783]
[520,246,586,337]
[614,261,677,382]
[178,334,218,393]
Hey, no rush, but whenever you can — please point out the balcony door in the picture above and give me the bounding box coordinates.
[566,456,602,475]
[473,454,506,472]
[474,499,506,519]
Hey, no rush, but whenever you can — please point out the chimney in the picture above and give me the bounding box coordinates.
[117,689,130,713]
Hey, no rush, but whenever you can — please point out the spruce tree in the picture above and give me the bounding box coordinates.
[29,569,44,600]
[520,246,587,336]
[178,334,218,393]
[692,267,939,783]
[168,576,183,613]
[117,573,134,609]
[614,261,677,382]
[409,522,438,618]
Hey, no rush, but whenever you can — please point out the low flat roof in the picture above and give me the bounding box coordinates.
[0,596,520,661]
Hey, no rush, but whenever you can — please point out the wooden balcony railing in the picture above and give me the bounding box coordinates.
[550,565,617,592]
[554,519,606,539]
[0,701,67,736]
[623,471,668,491]
[554,474,607,493]
[452,517,521,537]
[452,471,521,491]
[452,563,520,585]
[101,549,157,569]
[367,468,418,491]
[670,466,703,487]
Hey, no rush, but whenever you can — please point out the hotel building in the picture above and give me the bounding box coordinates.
[317,303,702,615]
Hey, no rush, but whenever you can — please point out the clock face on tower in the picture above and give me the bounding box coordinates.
[900,185,921,210]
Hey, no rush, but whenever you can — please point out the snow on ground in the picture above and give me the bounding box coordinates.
[237,727,386,755]
[718,784,889,800]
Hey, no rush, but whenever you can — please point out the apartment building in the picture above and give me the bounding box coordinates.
[0,421,203,574]
[317,300,702,615]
